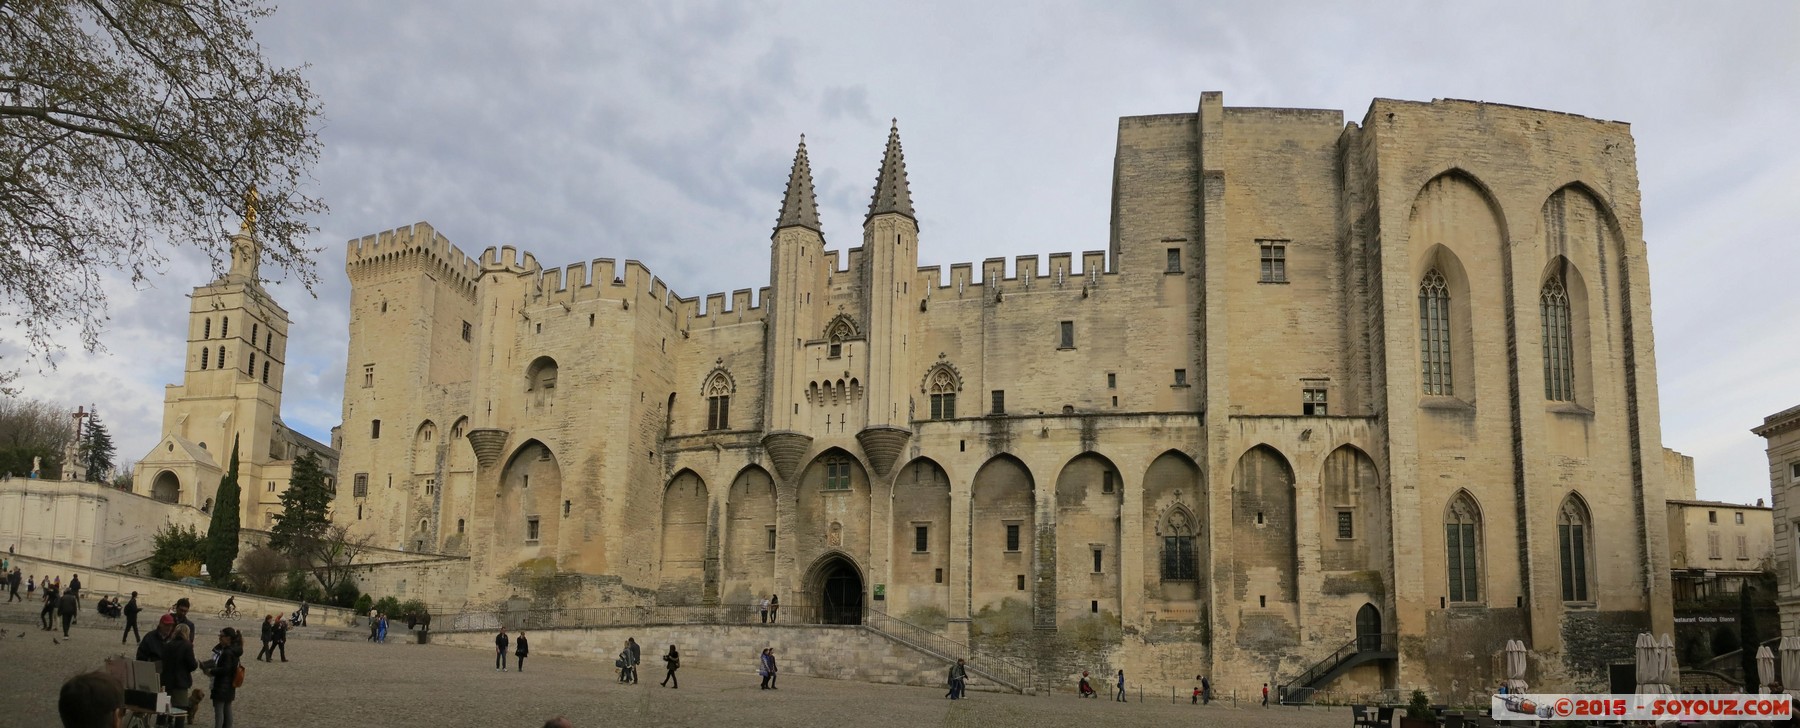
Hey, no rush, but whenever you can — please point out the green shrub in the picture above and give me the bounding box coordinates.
[373,595,401,617]
[352,594,374,614]
[1406,688,1432,719]
[397,599,428,619]
[331,578,361,608]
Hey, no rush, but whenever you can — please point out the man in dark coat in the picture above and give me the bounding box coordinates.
[514,631,530,672]
[271,618,289,662]
[136,614,176,662]
[257,615,275,662]
[121,592,142,644]
[495,629,510,672]
[56,588,78,637]
[39,584,58,630]
[5,568,18,602]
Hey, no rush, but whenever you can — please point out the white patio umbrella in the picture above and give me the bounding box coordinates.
[1504,639,1529,693]
[1636,633,1663,694]
[1757,645,1777,693]
[1659,633,1681,693]
[1780,636,1800,697]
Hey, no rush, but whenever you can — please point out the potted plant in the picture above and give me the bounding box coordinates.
[1400,688,1436,728]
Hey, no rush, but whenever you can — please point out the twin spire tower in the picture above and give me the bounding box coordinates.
[765,122,919,471]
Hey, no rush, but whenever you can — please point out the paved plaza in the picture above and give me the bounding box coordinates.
[0,603,1352,727]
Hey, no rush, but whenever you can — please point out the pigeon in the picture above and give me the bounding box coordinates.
[51,638,59,645]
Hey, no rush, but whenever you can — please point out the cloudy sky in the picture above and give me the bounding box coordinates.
[5,1,1796,505]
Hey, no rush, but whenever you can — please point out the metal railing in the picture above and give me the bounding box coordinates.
[1282,632,1397,698]
[862,607,1034,693]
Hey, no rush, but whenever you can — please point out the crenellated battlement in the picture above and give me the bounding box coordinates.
[480,245,540,275]
[916,249,1112,295]
[525,255,767,329]
[344,221,481,298]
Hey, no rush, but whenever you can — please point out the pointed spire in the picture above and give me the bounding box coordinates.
[775,134,822,234]
[867,119,915,222]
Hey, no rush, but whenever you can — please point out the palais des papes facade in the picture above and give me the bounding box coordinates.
[335,93,1681,701]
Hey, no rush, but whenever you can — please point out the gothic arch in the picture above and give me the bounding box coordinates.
[1444,489,1485,604]
[525,356,558,407]
[892,457,952,617]
[1143,449,1207,610]
[723,465,777,602]
[797,447,871,573]
[971,454,1035,615]
[823,313,862,341]
[1409,168,1510,241]
[497,439,561,553]
[151,470,180,503]
[413,420,438,476]
[1320,445,1385,574]
[919,358,964,394]
[1233,444,1298,603]
[447,417,473,472]
[701,368,735,397]
[1053,452,1121,620]
[801,550,865,625]
[1556,491,1594,602]
[659,469,710,603]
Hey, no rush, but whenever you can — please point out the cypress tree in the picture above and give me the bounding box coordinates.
[206,436,242,580]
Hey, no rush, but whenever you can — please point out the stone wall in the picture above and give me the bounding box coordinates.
[0,477,211,568]
[3,552,357,627]
[432,623,978,690]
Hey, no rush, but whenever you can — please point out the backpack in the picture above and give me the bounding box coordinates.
[233,664,246,688]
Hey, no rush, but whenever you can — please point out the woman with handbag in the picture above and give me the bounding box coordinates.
[207,627,244,728]
[660,644,680,688]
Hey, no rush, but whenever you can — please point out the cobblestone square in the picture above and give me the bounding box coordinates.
[0,606,1356,727]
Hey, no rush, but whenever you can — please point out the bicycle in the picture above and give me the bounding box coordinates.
[216,606,241,619]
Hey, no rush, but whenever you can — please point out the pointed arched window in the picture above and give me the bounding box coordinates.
[1541,276,1574,401]
[1445,492,1482,603]
[1159,506,1199,581]
[922,360,963,420]
[1420,269,1453,396]
[704,370,734,431]
[1558,495,1591,602]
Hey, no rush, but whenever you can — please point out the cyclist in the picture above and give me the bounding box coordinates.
[223,596,237,617]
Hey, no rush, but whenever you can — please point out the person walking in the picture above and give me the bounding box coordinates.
[57,587,78,637]
[1201,675,1211,705]
[163,624,200,718]
[256,615,274,662]
[768,594,779,622]
[67,574,80,622]
[25,574,33,597]
[660,644,679,688]
[6,567,18,602]
[207,627,244,728]
[1115,670,1126,702]
[271,618,289,662]
[514,631,529,672]
[39,583,58,630]
[1261,682,1269,707]
[765,647,778,690]
[760,596,770,624]
[625,637,641,684]
[758,648,773,690]
[947,659,967,700]
[495,629,511,672]
[368,609,379,642]
[298,599,309,627]
[376,612,388,643]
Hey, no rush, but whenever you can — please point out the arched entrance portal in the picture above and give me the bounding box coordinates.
[151,471,180,504]
[1356,603,1382,651]
[807,554,864,625]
